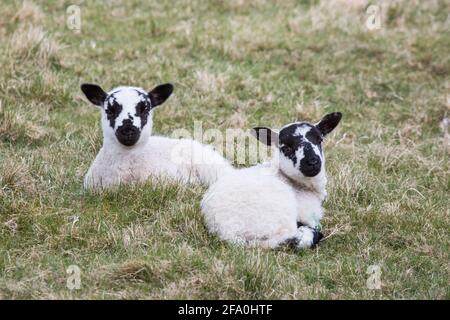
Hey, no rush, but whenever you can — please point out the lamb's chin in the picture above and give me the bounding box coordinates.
[117,139,139,147]
[285,172,317,185]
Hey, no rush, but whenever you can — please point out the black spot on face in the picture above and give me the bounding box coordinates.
[280,143,297,165]
[135,101,151,129]
[279,124,304,166]
[104,97,122,128]
[134,90,152,129]
[305,126,323,152]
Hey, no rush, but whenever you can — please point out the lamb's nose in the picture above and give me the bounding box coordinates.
[306,157,320,166]
[121,126,138,136]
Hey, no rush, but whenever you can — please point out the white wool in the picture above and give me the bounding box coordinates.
[202,164,299,248]
[201,157,325,249]
[84,136,232,190]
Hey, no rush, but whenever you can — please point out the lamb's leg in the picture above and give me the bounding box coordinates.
[295,223,323,248]
[246,223,321,250]
[295,191,324,231]
[281,226,312,249]
[296,226,315,248]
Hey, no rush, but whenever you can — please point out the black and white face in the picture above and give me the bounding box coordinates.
[251,112,342,179]
[81,83,173,147]
[278,123,324,177]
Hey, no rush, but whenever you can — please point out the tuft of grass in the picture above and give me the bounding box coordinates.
[0,158,37,194]
[0,0,448,299]
[11,1,44,24]
[0,104,48,144]
[10,25,64,67]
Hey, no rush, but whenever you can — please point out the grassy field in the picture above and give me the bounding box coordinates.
[0,0,449,299]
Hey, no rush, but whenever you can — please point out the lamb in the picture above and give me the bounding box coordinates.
[81,83,232,190]
[201,112,342,249]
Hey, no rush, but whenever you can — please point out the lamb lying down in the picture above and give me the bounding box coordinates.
[201,112,342,249]
[81,83,232,190]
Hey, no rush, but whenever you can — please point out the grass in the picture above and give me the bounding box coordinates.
[0,0,449,299]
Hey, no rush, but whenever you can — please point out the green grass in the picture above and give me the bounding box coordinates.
[0,0,449,299]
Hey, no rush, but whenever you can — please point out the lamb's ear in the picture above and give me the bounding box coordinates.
[250,127,279,147]
[316,112,342,136]
[81,83,108,106]
[148,83,174,108]
[81,83,107,107]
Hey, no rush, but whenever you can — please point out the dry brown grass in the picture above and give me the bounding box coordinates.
[11,1,45,24]
[0,158,36,194]
[10,25,64,66]
[0,101,47,143]
[195,70,227,93]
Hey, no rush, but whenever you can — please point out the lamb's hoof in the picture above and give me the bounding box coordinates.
[297,222,323,248]
[296,226,315,249]
[312,230,324,246]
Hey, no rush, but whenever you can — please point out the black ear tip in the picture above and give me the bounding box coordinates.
[163,83,174,93]
[325,112,342,122]
[80,83,97,93]
[167,83,174,95]
[155,83,174,96]
[330,111,342,118]
[80,83,88,91]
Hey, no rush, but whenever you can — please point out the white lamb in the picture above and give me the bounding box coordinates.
[201,112,342,249]
[81,83,232,190]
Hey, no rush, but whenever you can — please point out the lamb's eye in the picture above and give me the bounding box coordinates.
[137,103,148,114]
[283,145,294,153]
[106,106,115,115]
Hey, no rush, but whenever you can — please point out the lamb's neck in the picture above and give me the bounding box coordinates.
[265,158,327,201]
[280,170,327,201]
[100,138,149,158]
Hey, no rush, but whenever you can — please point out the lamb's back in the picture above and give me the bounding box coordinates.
[201,165,298,246]
[145,136,232,185]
